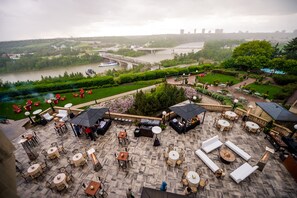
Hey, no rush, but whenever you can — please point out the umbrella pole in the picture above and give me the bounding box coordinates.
[202,112,206,124]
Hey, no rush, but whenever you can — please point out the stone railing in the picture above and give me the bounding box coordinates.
[272,123,292,136]
[106,112,161,123]
[197,103,232,112]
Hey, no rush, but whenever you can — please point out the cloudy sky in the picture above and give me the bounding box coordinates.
[0,0,296,41]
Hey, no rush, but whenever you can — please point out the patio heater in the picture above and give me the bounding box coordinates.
[25,111,34,124]
[162,111,167,124]
[87,148,102,172]
[257,146,274,171]
[47,99,55,112]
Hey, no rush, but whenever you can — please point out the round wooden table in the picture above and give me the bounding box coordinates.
[219,149,235,164]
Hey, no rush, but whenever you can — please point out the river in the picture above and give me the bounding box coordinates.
[0,42,204,83]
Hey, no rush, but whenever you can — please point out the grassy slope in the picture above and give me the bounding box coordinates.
[246,83,282,99]
[1,82,158,120]
[197,73,240,84]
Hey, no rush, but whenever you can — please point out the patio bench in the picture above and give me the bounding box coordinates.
[195,149,220,173]
[225,140,251,161]
[201,135,223,153]
[230,162,258,183]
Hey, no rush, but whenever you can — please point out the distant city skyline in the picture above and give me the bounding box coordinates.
[0,0,297,41]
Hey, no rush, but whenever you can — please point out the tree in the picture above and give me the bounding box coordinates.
[232,40,274,59]
[283,37,297,60]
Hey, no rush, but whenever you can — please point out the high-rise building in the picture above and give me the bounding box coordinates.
[180,29,184,35]
[202,28,205,34]
[215,29,223,34]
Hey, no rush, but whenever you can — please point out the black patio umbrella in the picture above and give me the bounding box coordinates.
[169,102,206,123]
[69,107,109,127]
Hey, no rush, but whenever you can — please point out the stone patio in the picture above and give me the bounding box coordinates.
[13,112,297,198]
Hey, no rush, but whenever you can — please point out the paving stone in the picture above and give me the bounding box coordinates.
[12,112,297,197]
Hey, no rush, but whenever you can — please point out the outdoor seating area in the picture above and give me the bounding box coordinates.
[12,111,297,197]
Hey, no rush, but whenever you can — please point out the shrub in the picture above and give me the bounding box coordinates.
[272,75,297,85]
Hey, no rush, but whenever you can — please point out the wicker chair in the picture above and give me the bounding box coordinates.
[21,172,32,183]
[45,181,56,192]
[51,142,58,147]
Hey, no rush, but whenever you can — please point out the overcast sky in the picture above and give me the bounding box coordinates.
[0,0,296,41]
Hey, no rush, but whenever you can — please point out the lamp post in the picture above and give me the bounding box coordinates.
[193,96,197,102]
[233,99,238,110]
[162,111,167,124]
[247,105,253,116]
[47,99,55,112]
[25,111,34,124]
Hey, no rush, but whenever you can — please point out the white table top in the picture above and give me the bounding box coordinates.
[47,147,58,155]
[168,151,179,160]
[33,109,42,115]
[245,121,259,130]
[152,126,162,134]
[27,164,40,174]
[64,103,73,108]
[217,119,230,127]
[225,111,237,117]
[72,153,83,161]
[187,171,200,184]
[53,173,66,185]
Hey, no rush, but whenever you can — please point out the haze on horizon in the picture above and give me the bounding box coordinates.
[0,0,297,41]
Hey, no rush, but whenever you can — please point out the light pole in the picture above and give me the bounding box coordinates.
[25,111,34,124]
[233,99,238,110]
[247,105,253,116]
[162,111,167,124]
[47,99,55,112]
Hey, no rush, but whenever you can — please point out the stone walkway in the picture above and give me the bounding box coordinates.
[13,112,297,198]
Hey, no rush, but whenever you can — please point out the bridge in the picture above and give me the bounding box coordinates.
[135,46,203,54]
[99,53,150,69]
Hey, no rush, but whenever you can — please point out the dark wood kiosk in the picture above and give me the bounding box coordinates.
[69,107,112,136]
[169,101,206,134]
[134,119,161,138]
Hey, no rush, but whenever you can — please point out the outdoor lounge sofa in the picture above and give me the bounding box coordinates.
[195,149,220,173]
[230,162,259,183]
[225,140,251,161]
[42,113,54,121]
[96,119,112,135]
[201,135,223,153]
[56,110,68,118]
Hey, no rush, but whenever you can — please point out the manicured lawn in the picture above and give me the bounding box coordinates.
[245,83,282,99]
[197,73,240,84]
[0,81,160,120]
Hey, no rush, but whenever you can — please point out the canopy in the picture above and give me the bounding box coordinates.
[256,102,297,122]
[141,187,185,198]
[169,100,206,120]
[69,107,109,127]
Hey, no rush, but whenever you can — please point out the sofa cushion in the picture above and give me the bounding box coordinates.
[201,135,223,153]
[230,162,258,183]
[225,140,251,161]
[195,149,220,173]
[56,110,68,118]
[42,113,53,121]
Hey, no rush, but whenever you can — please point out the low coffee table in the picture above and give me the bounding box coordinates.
[219,148,235,164]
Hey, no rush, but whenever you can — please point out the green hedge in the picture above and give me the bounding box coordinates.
[115,64,212,84]
[0,76,114,99]
[272,74,297,85]
[211,69,239,76]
